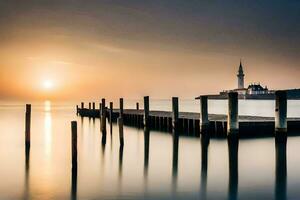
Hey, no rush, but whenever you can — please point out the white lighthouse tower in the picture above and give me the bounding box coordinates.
[237,60,245,89]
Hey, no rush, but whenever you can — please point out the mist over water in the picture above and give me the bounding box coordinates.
[0,100,300,199]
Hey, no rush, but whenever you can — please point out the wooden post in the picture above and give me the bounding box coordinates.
[71,121,77,167]
[109,102,113,123]
[118,98,124,146]
[119,98,123,118]
[200,95,209,133]
[99,103,102,117]
[101,98,107,145]
[227,92,239,135]
[109,102,113,134]
[76,105,79,115]
[101,98,106,131]
[92,102,95,110]
[275,91,287,140]
[172,97,179,131]
[89,102,91,109]
[136,102,139,110]
[81,102,84,109]
[25,104,31,148]
[144,96,150,127]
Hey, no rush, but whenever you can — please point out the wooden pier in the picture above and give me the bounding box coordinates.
[77,107,300,138]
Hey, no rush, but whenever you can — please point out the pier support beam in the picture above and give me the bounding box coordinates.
[109,102,113,134]
[227,92,239,135]
[118,98,124,146]
[81,102,84,109]
[275,91,287,141]
[172,97,179,132]
[92,102,95,110]
[71,121,78,168]
[200,95,209,133]
[144,96,150,128]
[101,98,107,145]
[109,102,113,122]
[25,104,31,149]
[99,103,102,117]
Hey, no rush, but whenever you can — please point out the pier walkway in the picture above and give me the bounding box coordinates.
[77,108,300,138]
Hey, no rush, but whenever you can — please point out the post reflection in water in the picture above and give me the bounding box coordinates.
[227,135,239,200]
[110,118,113,135]
[118,144,124,192]
[275,137,287,200]
[92,117,95,126]
[101,124,107,146]
[144,128,150,180]
[200,133,210,200]
[24,146,30,200]
[172,131,179,193]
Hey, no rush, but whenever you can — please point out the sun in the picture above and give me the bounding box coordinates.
[43,80,54,90]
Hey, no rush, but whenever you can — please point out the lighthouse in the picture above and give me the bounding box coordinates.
[237,61,244,89]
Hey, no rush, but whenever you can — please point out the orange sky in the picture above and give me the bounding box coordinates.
[0,1,299,101]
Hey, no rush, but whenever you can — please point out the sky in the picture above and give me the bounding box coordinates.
[0,0,299,101]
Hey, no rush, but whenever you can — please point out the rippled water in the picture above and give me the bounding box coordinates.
[0,100,299,200]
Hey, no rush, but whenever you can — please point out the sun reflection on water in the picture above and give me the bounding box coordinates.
[44,101,52,157]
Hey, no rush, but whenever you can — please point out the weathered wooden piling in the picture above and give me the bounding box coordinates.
[76,105,79,115]
[101,99,106,131]
[275,91,287,140]
[101,99,107,145]
[119,98,124,117]
[172,97,179,131]
[118,98,124,146]
[92,102,95,110]
[109,102,113,134]
[109,102,113,122]
[200,95,209,133]
[136,102,139,110]
[81,102,84,109]
[227,92,239,135]
[71,121,77,167]
[144,96,150,128]
[99,103,102,117]
[25,104,31,148]
[89,102,91,109]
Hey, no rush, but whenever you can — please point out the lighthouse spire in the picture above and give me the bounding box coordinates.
[237,60,245,89]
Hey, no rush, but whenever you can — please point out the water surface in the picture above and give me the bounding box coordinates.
[0,100,299,200]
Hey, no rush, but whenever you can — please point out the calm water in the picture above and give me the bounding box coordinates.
[0,100,300,200]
